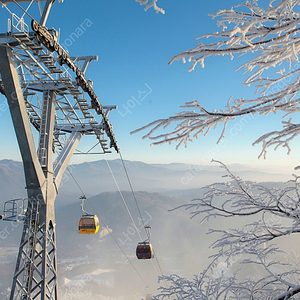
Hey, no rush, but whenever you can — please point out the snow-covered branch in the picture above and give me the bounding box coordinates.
[154,264,300,299]
[135,0,165,14]
[170,1,300,73]
[133,0,300,157]
[174,160,300,246]
[153,160,300,299]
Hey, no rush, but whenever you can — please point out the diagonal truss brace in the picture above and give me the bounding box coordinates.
[0,45,46,199]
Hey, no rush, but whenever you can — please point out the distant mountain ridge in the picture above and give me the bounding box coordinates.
[0,159,294,299]
[0,158,291,206]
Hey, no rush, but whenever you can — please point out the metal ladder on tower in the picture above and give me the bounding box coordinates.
[38,91,50,168]
[21,200,40,300]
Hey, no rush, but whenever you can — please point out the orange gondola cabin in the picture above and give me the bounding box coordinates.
[78,214,100,234]
[136,241,154,259]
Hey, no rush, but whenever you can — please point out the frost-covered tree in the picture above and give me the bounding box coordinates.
[136,1,300,299]
[152,160,300,300]
[133,0,300,159]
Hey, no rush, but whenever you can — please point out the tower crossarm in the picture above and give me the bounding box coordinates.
[30,19,120,152]
[69,56,98,75]
[0,15,119,154]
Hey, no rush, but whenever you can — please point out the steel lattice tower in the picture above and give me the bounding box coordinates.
[0,1,119,299]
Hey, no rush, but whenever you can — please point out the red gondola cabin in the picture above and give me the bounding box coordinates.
[136,241,154,259]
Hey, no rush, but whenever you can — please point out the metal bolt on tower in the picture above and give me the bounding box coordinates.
[0,1,119,299]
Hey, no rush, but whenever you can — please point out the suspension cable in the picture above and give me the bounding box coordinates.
[82,195,149,288]
[104,155,144,242]
[67,167,86,197]
[68,145,164,277]
[66,167,150,288]
[119,151,149,239]
[118,151,164,276]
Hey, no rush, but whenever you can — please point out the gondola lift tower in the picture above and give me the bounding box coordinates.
[0,1,119,299]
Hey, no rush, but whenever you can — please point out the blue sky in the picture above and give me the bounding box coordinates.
[0,0,299,173]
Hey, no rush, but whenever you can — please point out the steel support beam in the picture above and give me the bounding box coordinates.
[40,0,56,27]
[0,45,58,300]
[0,45,45,200]
[53,130,83,189]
